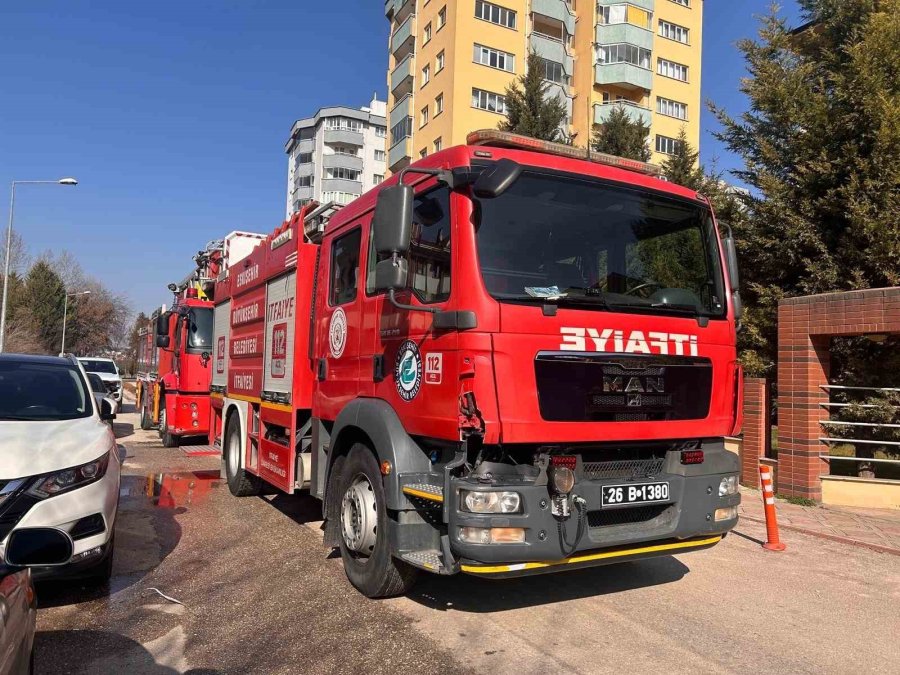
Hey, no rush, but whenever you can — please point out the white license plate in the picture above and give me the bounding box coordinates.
[601,482,670,507]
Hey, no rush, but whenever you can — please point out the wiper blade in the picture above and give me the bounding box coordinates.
[649,302,703,315]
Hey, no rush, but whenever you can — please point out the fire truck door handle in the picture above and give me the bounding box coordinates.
[317,358,327,381]
[373,354,385,382]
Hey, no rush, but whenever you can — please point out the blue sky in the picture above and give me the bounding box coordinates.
[0,1,802,314]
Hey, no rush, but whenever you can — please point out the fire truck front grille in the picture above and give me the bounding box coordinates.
[588,503,671,529]
[583,458,665,481]
[535,352,712,422]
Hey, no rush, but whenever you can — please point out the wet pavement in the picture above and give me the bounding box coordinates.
[33,402,900,674]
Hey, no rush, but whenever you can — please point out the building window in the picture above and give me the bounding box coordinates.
[598,4,651,30]
[655,134,683,156]
[332,145,357,157]
[374,149,386,161]
[540,57,568,84]
[419,148,428,158]
[659,19,689,43]
[329,228,361,306]
[296,175,313,188]
[325,167,361,181]
[374,125,387,138]
[656,97,687,120]
[472,87,507,114]
[325,117,363,132]
[475,0,516,29]
[296,152,313,164]
[420,105,429,127]
[423,22,432,44]
[473,43,515,72]
[437,6,446,29]
[322,191,359,206]
[374,174,385,184]
[435,93,444,116]
[657,58,689,81]
[422,64,430,86]
[436,50,445,72]
[597,43,651,69]
[433,137,442,152]
[390,116,412,145]
[670,0,690,6]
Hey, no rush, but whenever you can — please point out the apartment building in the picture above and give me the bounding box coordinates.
[384,0,702,171]
[284,97,388,217]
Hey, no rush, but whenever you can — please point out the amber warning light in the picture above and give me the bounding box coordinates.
[466,129,662,178]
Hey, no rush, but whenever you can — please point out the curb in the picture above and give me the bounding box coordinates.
[740,514,900,557]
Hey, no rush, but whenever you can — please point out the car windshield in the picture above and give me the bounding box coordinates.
[79,359,117,374]
[474,171,726,318]
[187,308,214,352]
[0,361,92,421]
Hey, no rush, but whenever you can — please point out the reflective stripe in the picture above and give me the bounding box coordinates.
[262,401,293,413]
[460,535,723,575]
[765,497,775,505]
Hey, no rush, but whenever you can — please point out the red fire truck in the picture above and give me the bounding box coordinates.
[136,233,264,447]
[209,131,744,597]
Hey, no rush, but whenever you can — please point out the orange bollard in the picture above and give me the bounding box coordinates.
[759,465,786,551]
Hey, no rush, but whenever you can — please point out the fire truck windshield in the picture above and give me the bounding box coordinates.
[186,308,214,352]
[474,170,726,318]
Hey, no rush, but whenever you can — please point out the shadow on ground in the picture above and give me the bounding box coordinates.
[407,555,691,612]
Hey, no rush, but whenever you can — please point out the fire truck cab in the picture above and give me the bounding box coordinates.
[211,131,743,598]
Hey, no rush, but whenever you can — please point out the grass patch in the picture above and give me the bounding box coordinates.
[777,494,817,507]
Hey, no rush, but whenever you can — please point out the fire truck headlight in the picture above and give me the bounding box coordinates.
[458,527,525,544]
[460,490,521,514]
[718,475,739,497]
[549,467,575,495]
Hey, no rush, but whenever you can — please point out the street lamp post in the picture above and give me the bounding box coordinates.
[60,290,90,356]
[1,178,78,353]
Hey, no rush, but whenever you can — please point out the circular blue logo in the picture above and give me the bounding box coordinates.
[394,340,422,402]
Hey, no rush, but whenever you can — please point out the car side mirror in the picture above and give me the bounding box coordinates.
[156,335,170,349]
[100,398,116,421]
[473,158,522,198]
[372,184,414,256]
[5,528,73,567]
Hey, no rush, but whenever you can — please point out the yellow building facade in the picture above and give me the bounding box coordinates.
[385,0,703,171]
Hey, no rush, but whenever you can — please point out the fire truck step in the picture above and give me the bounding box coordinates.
[401,482,444,504]
[181,445,221,457]
[399,550,455,575]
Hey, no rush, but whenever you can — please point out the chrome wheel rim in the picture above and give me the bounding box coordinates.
[227,428,240,477]
[340,474,377,558]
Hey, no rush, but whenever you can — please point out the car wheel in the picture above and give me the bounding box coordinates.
[336,444,418,598]
[88,536,114,584]
[224,414,262,497]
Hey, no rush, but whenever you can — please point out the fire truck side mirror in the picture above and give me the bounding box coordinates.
[372,184,414,256]
[156,335,170,349]
[720,225,743,322]
[374,257,408,292]
[473,158,522,198]
[155,312,170,336]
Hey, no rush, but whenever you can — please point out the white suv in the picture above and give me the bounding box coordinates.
[78,357,123,405]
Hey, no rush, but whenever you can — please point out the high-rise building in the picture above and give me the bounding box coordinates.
[284,96,388,217]
[384,0,702,172]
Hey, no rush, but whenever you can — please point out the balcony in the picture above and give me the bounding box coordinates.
[529,33,574,76]
[595,23,653,50]
[594,101,652,126]
[321,178,363,194]
[292,162,315,178]
[532,0,576,35]
[291,185,313,201]
[390,14,416,61]
[545,83,574,119]
[389,94,413,131]
[388,138,411,173]
[597,0,655,11]
[384,0,414,24]
[323,152,364,173]
[324,128,364,146]
[595,62,652,91]
[391,54,415,98]
[291,138,314,155]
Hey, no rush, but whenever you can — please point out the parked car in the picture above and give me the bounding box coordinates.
[0,354,120,581]
[86,373,118,418]
[77,357,123,406]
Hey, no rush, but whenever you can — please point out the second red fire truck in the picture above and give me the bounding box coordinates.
[208,131,744,598]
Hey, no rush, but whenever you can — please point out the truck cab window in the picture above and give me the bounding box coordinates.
[329,228,362,306]
[366,186,451,303]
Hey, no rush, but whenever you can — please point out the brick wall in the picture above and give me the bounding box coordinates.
[776,288,900,499]
[740,378,769,489]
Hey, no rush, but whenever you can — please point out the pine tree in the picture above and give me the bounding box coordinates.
[23,260,66,354]
[591,105,651,162]
[499,51,568,142]
[710,0,900,376]
[661,127,704,188]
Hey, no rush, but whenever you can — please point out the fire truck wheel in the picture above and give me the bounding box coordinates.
[158,403,179,448]
[139,402,152,431]
[224,414,262,497]
[337,444,418,598]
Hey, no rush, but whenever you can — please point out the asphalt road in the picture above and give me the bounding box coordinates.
[34,404,900,674]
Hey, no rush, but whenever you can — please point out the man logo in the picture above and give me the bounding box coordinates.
[627,394,642,407]
[603,376,665,393]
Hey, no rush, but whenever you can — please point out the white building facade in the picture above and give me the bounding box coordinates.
[285,96,388,217]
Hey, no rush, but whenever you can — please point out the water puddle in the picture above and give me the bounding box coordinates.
[120,470,222,508]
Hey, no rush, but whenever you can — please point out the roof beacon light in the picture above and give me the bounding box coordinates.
[466,129,662,178]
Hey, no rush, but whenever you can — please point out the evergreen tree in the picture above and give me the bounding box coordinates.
[499,51,568,142]
[710,0,900,376]
[661,127,704,188]
[591,105,651,162]
[23,260,66,354]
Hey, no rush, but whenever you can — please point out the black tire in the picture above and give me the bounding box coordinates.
[88,536,114,584]
[139,400,152,431]
[224,414,262,497]
[158,399,179,448]
[336,444,418,598]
